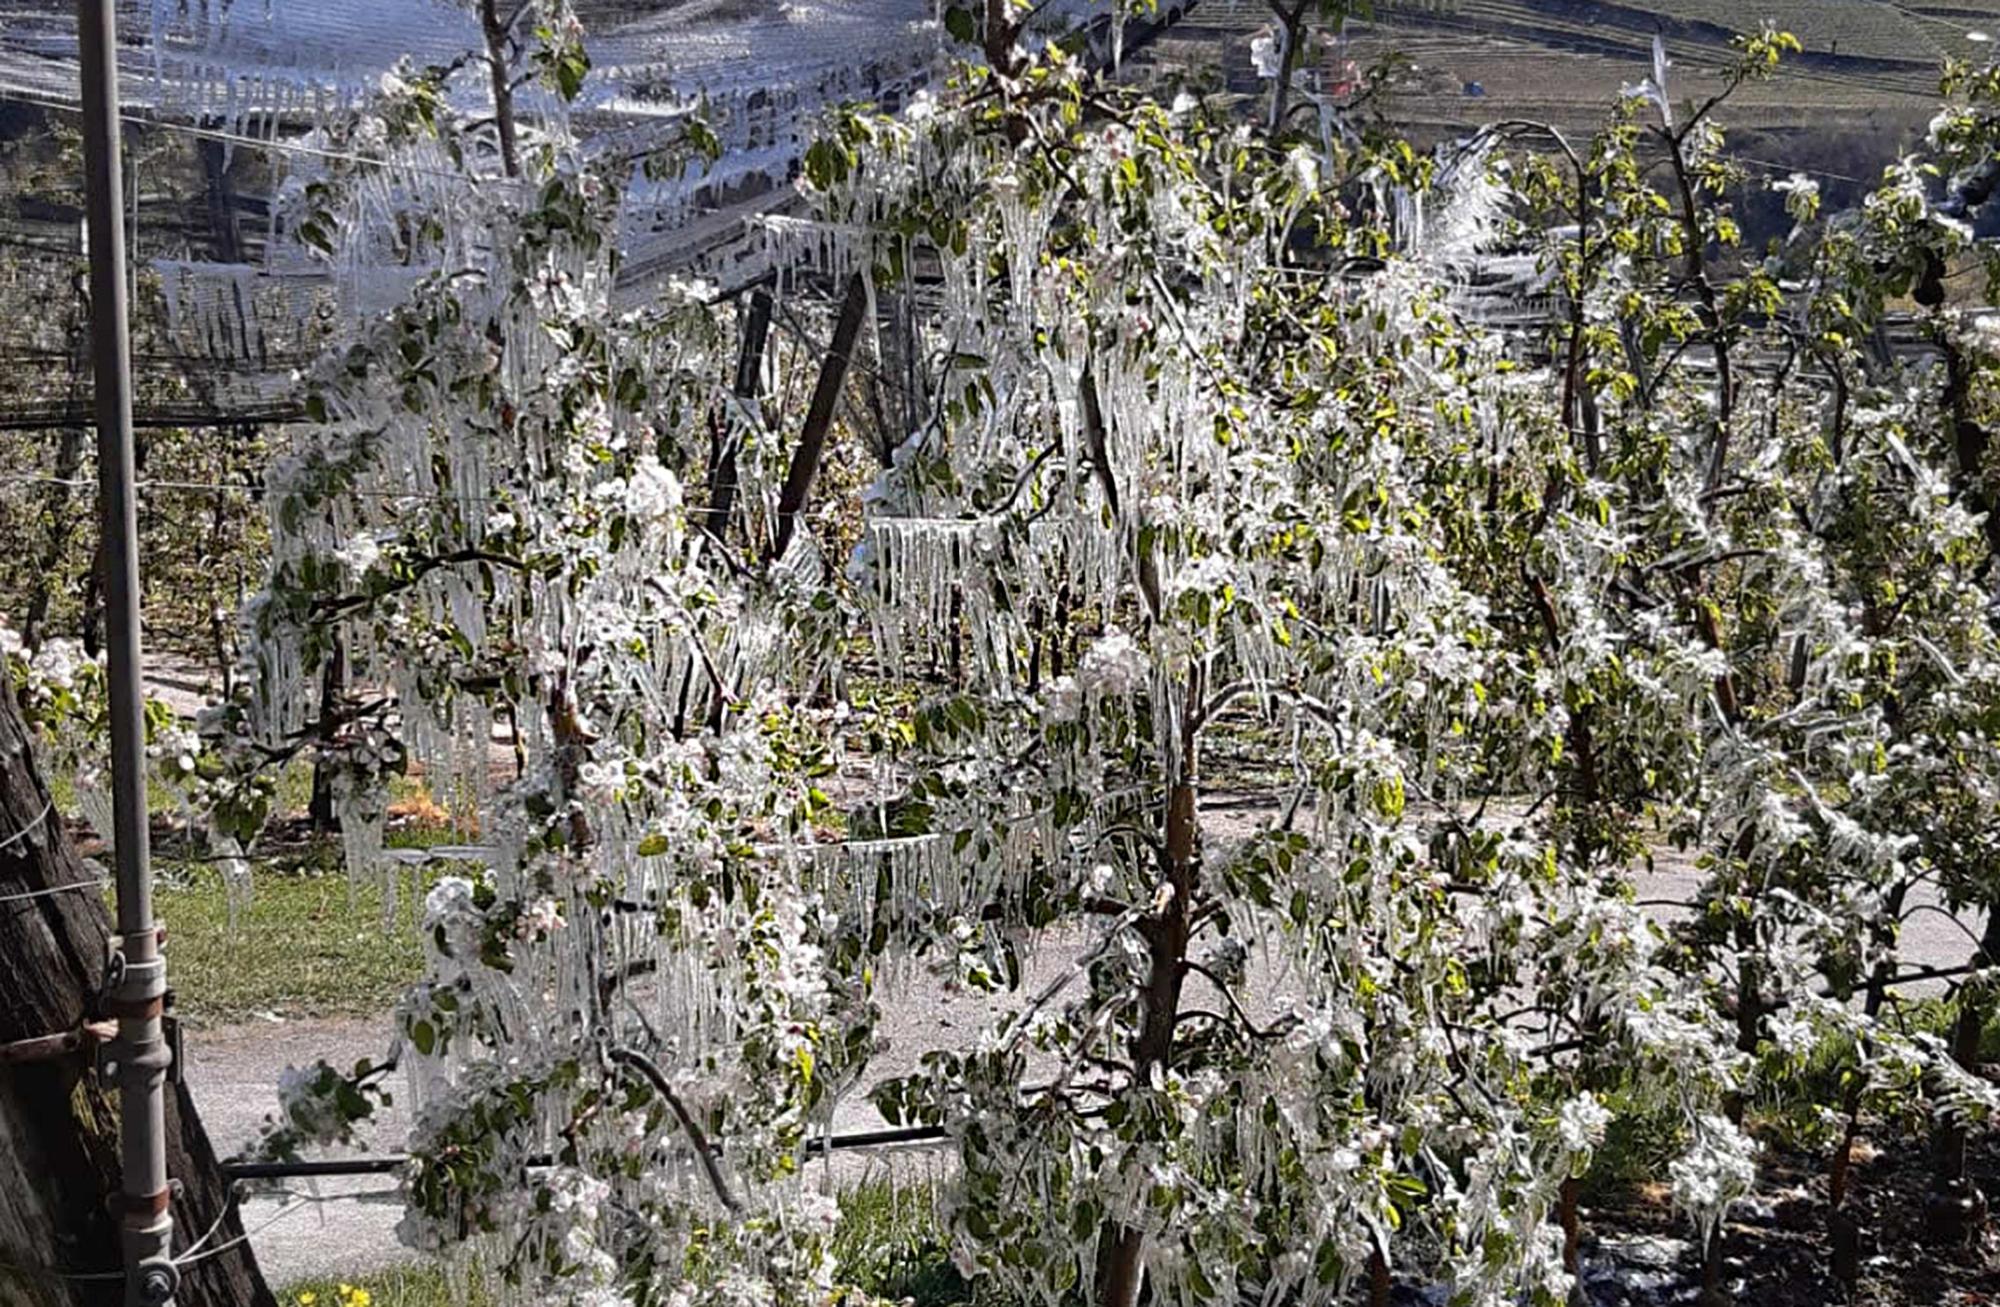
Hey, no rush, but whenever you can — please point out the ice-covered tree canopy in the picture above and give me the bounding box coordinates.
[81,7,1999,1306]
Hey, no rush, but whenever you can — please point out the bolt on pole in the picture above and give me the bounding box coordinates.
[75,1,177,1303]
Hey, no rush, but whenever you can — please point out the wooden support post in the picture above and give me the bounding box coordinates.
[770,272,869,563]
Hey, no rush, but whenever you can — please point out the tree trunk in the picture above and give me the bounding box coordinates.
[1095,681,1201,1307]
[873,290,922,467]
[480,0,521,179]
[81,540,106,659]
[0,683,276,1306]
[307,636,347,833]
[703,288,774,547]
[1827,879,1906,1284]
[1558,1175,1583,1301]
[1700,922,1762,1305]
[1368,1248,1392,1307]
[1264,1,1309,138]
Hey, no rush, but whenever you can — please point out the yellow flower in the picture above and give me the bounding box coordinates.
[294,1295,316,1307]
[335,1288,373,1307]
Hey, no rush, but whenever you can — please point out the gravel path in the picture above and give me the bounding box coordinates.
[190,1018,410,1286]
[185,798,1985,1287]
[190,958,1096,1285]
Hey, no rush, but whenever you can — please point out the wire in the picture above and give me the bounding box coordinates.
[1731,153,1872,188]
[0,81,745,191]
[0,801,55,855]
[13,473,512,507]
[20,475,267,496]
[8,472,770,515]
[220,1120,956,1183]
[0,875,111,906]
[166,1179,403,1274]
[0,1257,123,1283]
[223,1157,405,1180]
[175,1194,237,1262]
[172,1191,332,1268]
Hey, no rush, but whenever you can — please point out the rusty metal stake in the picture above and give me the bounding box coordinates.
[0,1020,117,1066]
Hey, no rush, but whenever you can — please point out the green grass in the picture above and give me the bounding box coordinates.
[279,1265,485,1307]
[158,858,442,1026]
[1580,1098,1689,1206]
[834,1180,982,1306]
[138,770,482,1025]
[274,1185,994,1307]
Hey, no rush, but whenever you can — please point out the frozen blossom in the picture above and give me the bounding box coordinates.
[1964,313,2000,360]
[1772,171,1820,223]
[1285,144,1319,193]
[275,1064,360,1147]
[1043,674,1083,724]
[1249,32,1283,80]
[1557,1094,1612,1153]
[623,455,683,524]
[517,896,566,939]
[1764,1012,1817,1058]
[1670,1115,1759,1238]
[1078,628,1148,697]
[28,639,85,692]
[333,531,384,574]
[1621,35,1675,127]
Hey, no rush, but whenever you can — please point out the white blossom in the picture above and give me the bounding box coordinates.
[1556,1094,1612,1153]
[1078,628,1147,697]
[1043,674,1083,723]
[333,531,384,574]
[517,896,566,939]
[1249,32,1283,80]
[1669,1115,1759,1238]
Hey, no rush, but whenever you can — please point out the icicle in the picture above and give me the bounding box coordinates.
[331,770,391,921]
[212,832,253,927]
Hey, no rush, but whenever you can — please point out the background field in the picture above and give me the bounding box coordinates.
[1137,0,2000,214]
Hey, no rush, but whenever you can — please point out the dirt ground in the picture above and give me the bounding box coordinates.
[1547,1140,2000,1307]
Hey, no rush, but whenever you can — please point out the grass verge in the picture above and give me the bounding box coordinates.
[159,860,440,1025]
[280,1266,484,1307]
[156,802,484,1027]
[274,1183,990,1307]
[834,1179,978,1305]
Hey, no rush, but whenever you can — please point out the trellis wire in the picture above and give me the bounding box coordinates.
[0,802,56,856]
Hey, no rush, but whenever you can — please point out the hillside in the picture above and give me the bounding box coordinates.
[1139,0,2000,196]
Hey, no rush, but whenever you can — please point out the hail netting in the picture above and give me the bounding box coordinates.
[0,0,966,423]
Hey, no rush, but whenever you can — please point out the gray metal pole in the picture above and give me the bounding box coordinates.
[75,2,176,1304]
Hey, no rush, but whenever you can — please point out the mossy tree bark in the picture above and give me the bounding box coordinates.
[0,684,276,1306]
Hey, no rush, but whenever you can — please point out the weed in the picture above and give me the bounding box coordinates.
[282,1265,487,1307]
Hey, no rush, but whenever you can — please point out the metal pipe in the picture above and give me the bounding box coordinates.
[218,1123,956,1181]
[76,1,175,1303]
